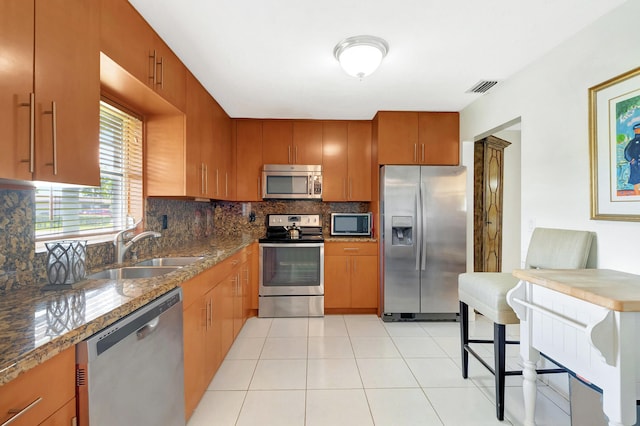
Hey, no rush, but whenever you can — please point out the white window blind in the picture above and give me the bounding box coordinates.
[35,100,143,241]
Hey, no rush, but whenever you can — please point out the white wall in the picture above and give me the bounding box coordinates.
[460,0,640,274]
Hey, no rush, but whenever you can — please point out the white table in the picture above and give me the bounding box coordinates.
[506,269,640,426]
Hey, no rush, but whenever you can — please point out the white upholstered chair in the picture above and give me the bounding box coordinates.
[458,227,595,421]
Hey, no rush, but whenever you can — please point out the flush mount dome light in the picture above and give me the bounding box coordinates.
[333,35,389,79]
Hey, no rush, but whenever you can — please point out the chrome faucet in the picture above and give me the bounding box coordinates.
[114,221,162,264]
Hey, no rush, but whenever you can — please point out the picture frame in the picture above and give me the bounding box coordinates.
[589,66,640,221]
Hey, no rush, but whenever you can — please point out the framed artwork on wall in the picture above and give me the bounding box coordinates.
[589,66,640,221]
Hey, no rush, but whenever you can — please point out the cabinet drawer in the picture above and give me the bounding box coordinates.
[325,242,377,256]
[213,252,243,284]
[181,268,216,309]
[0,347,75,426]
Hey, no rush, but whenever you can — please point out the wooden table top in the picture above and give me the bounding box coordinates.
[513,269,640,312]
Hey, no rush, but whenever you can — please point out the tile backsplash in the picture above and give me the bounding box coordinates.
[0,188,369,292]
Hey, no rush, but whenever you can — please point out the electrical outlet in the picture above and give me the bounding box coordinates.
[162,215,168,229]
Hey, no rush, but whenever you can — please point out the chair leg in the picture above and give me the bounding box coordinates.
[460,301,469,378]
[494,322,506,421]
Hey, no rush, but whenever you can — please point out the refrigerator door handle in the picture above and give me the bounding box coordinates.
[415,187,421,271]
[420,180,427,271]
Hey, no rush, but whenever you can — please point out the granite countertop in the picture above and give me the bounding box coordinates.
[0,234,256,386]
[513,268,640,312]
[324,237,377,243]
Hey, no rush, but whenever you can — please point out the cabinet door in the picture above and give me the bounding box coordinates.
[35,0,100,185]
[347,121,372,201]
[419,112,459,165]
[220,278,235,358]
[235,120,263,201]
[183,300,206,420]
[204,289,222,383]
[242,249,253,320]
[376,111,419,165]
[0,0,33,181]
[250,243,260,310]
[100,0,154,87]
[0,347,75,426]
[40,397,76,426]
[324,255,351,308]
[351,255,378,308]
[212,101,233,200]
[185,73,209,197]
[293,121,322,164]
[209,284,224,373]
[322,121,348,201]
[262,120,292,164]
[152,35,187,111]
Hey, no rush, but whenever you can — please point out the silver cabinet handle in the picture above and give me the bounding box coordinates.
[414,143,418,163]
[2,397,43,425]
[343,247,359,252]
[349,177,353,200]
[201,163,205,195]
[157,56,164,89]
[215,169,219,196]
[149,50,157,85]
[343,178,347,199]
[295,145,298,163]
[257,177,261,199]
[208,300,212,328]
[288,145,291,164]
[43,101,57,175]
[205,164,209,194]
[19,93,35,173]
[421,144,425,163]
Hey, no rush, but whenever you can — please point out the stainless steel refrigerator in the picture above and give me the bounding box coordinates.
[381,165,466,321]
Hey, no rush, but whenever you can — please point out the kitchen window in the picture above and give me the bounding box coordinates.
[35,100,143,243]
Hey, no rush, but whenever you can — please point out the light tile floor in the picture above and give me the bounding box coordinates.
[187,315,572,426]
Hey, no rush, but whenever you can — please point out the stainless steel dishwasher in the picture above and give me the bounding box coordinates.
[76,287,185,425]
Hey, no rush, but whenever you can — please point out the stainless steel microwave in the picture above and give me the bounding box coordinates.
[330,212,372,236]
[262,164,322,199]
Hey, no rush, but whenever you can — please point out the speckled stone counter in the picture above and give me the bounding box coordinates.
[0,234,256,386]
[324,237,377,243]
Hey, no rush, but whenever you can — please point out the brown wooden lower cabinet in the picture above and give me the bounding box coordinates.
[324,241,378,313]
[0,346,76,426]
[182,244,258,422]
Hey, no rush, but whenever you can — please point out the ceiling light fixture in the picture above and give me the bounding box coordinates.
[333,35,389,79]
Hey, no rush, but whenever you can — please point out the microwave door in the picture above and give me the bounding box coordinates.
[266,175,309,197]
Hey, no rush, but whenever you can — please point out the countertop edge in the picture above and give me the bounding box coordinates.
[0,236,256,386]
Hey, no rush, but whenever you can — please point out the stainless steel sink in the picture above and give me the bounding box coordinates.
[134,256,203,267]
[87,266,181,280]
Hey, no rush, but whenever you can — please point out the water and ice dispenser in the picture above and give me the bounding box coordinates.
[391,216,413,246]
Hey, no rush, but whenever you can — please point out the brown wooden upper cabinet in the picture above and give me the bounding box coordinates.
[322,121,371,201]
[0,0,100,186]
[235,120,263,202]
[262,120,322,165]
[376,111,459,165]
[100,0,186,111]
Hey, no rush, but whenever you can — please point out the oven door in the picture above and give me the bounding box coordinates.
[259,242,324,296]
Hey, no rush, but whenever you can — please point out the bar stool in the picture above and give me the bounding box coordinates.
[458,227,594,421]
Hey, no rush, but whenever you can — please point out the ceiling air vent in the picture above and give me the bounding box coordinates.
[466,80,498,93]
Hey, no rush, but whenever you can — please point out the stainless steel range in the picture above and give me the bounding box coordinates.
[259,214,324,317]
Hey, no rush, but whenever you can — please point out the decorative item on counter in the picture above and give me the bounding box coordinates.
[44,240,87,288]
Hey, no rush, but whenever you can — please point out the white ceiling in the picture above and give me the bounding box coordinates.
[128,0,627,120]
